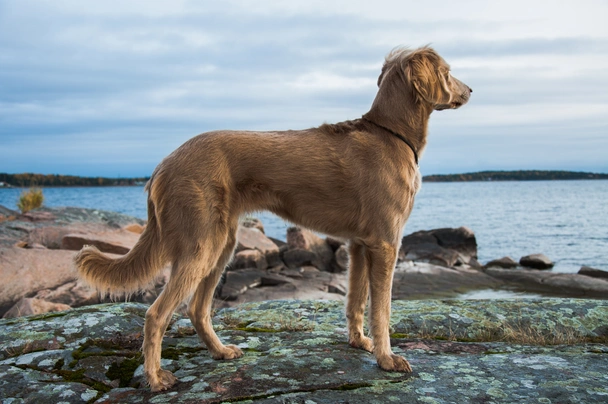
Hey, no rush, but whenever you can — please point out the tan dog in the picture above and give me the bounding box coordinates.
[75,46,471,391]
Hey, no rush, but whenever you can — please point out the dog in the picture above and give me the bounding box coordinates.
[75,46,471,391]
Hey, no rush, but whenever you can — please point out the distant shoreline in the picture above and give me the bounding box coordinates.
[0,173,149,188]
[1,170,607,188]
[423,170,608,182]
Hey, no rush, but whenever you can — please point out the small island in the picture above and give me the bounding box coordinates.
[423,170,608,182]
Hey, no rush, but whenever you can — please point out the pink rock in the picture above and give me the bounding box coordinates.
[0,247,78,315]
[61,230,140,255]
[2,297,71,318]
[124,223,145,234]
[236,227,279,254]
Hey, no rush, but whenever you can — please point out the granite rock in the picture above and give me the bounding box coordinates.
[0,299,606,403]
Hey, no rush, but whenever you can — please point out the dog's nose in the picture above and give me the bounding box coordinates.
[468,87,473,93]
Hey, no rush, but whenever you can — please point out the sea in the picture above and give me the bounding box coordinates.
[1,180,607,274]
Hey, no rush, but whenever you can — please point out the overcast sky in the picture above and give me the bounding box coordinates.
[1,0,607,177]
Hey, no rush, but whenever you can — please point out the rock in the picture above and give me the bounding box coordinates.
[282,248,317,269]
[400,227,478,268]
[240,217,265,234]
[484,256,519,269]
[231,249,268,271]
[220,268,264,300]
[325,236,345,252]
[2,297,71,318]
[260,272,292,286]
[484,267,608,297]
[26,224,97,249]
[519,253,554,270]
[331,244,349,273]
[123,223,145,234]
[31,279,102,308]
[327,282,347,296]
[236,227,278,255]
[0,204,18,222]
[61,229,141,255]
[578,266,608,280]
[392,261,503,299]
[0,204,18,217]
[0,247,78,316]
[19,210,56,222]
[0,300,606,402]
[286,227,334,271]
[401,242,461,267]
[268,236,287,248]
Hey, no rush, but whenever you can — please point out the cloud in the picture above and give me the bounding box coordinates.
[0,0,607,176]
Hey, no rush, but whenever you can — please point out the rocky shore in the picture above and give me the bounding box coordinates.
[0,299,606,402]
[1,205,608,319]
[1,206,607,402]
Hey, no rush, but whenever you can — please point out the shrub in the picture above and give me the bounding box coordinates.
[17,188,44,213]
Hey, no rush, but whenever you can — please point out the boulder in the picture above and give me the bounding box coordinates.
[240,217,265,234]
[231,249,268,271]
[61,229,141,255]
[236,227,278,255]
[2,297,71,318]
[578,266,608,280]
[331,244,349,273]
[484,256,518,269]
[400,227,478,268]
[519,253,554,270]
[401,242,460,268]
[0,247,78,316]
[286,227,334,271]
[282,248,317,269]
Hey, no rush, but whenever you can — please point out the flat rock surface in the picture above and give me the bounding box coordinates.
[0,247,78,314]
[0,299,606,403]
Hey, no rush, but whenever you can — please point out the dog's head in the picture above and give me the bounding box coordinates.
[378,46,472,111]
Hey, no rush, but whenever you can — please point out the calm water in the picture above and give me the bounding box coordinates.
[1,180,606,273]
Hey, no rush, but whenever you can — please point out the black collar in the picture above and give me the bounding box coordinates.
[362,117,419,166]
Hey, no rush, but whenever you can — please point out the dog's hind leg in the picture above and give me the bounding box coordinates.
[368,240,412,373]
[346,241,373,352]
[187,225,243,360]
[143,236,227,392]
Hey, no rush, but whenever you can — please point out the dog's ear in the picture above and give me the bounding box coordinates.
[405,48,444,105]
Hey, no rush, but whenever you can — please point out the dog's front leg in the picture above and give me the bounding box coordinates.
[368,240,412,372]
[346,242,373,352]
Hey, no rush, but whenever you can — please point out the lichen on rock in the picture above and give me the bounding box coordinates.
[0,299,606,402]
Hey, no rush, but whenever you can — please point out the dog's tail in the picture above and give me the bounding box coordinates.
[75,193,166,295]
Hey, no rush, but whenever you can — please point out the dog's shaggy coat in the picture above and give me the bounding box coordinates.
[76,46,471,391]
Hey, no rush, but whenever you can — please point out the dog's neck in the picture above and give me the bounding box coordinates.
[362,84,431,160]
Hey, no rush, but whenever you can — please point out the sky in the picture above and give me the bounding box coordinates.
[1,0,607,177]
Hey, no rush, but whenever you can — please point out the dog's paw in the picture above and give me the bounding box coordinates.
[211,344,243,360]
[377,354,412,372]
[349,336,374,353]
[148,369,177,392]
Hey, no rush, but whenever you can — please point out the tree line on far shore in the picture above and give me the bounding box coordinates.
[0,173,150,187]
[2,170,607,188]
[423,170,608,182]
